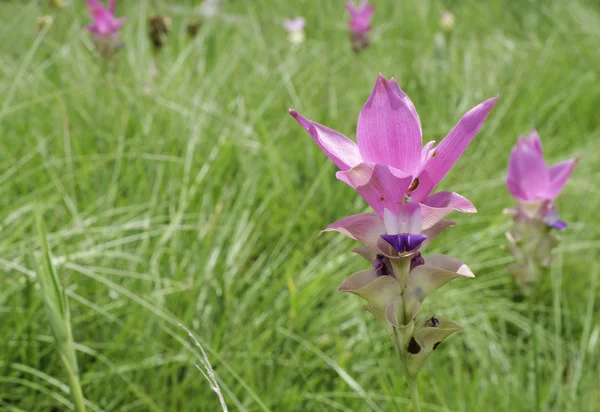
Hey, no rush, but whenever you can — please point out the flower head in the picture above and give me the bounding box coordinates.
[86,0,125,56]
[505,131,578,291]
[440,11,455,32]
[283,17,305,33]
[506,130,578,229]
[346,1,374,53]
[290,75,497,218]
[283,17,306,45]
[346,1,374,34]
[86,0,124,37]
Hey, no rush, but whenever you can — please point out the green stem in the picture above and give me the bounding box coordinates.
[529,293,540,412]
[407,375,421,412]
[63,354,87,412]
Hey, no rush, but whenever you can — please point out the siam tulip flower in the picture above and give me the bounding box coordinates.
[86,0,125,57]
[289,76,496,408]
[346,1,374,53]
[290,74,497,222]
[505,131,578,290]
[283,17,306,45]
[440,11,455,32]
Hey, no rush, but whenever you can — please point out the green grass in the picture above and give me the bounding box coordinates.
[1,0,599,410]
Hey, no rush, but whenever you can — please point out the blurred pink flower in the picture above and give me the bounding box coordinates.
[440,11,455,32]
[346,1,374,53]
[506,131,578,229]
[505,131,578,290]
[283,17,305,44]
[346,0,374,34]
[283,17,305,33]
[86,0,125,56]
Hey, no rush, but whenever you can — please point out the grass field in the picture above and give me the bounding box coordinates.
[1,0,599,411]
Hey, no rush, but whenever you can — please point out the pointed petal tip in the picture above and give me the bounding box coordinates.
[289,109,298,117]
[375,73,388,86]
[483,95,499,108]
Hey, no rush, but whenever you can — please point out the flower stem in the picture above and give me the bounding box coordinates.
[529,293,540,412]
[407,375,421,412]
[64,357,87,412]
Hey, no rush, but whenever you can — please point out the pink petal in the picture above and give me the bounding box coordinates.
[351,245,378,262]
[289,110,361,171]
[421,254,475,277]
[356,75,422,175]
[420,191,476,229]
[411,96,498,202]
[345,1,359,15]
[336,162,413,216]
[321,213,385,247]
[525,130,544,156]
[338,269,375,292]
[88,0,105,11]
[506,134,550,202]
[546,157,579,200]
[407,254,474,303]
[109,0,116,14]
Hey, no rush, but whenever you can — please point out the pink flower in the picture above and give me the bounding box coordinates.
[86,0,125,37]
[346,1,374,34]
[506,131,578,229]
[289,75,497,218]
[507,131,578,205]
[283,17,305,33]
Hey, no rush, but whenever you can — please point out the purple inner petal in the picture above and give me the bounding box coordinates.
[373,254,393,277]
[380,233,427,253]
[544,208,568,231]
[410,252,425,271]
[548,219,567,231]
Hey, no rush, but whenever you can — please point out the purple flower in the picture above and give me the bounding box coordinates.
[87,0,124,36]
[506,131,578,229]
[283,17,305,33]
[86,0,125,55]
[346,1,374,34]
[346,1,374,53]
[283,17,306,45]
[290,75,497,218]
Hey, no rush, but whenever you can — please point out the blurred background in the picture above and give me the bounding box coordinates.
[0,0,599,410]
